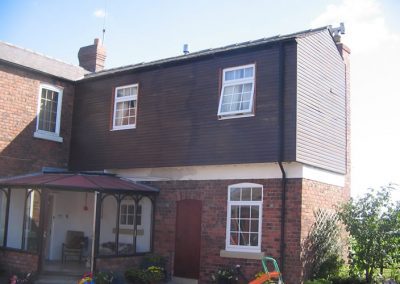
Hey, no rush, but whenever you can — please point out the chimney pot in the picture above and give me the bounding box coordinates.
[78,39,107,72]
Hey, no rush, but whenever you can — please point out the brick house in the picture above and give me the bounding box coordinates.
[0,26,350,284]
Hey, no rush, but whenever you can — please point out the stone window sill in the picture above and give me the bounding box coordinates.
[220,250,265,260]
[34,131,63,143]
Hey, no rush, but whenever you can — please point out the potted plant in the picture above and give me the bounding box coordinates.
[142,266,164,284]
[211,267,237,284]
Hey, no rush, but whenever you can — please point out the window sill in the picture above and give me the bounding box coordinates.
[34,131,63,143]
[220,250,265,260]
[111,125,136,131]
[218,113,255,120]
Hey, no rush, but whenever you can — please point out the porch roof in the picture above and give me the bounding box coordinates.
[0,172,159,194]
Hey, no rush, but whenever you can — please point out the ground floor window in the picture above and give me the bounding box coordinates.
[99,194,153,256]
[226,183,263,252]
[0,188,41,253]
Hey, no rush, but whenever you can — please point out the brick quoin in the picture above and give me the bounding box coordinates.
[0,63,75,177]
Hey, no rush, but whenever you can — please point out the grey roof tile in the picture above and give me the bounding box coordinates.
[0,41,89,81]
[82,26,330,80]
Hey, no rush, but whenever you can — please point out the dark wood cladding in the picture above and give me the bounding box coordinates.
[296,30,346,174]
[69,43,298,171]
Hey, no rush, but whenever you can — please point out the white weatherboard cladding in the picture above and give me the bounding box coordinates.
[108,162,345,187]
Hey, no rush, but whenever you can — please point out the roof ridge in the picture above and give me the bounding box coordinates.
[85,25,330,79]
[0,40,86,71]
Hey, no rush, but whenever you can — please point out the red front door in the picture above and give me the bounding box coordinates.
[174,199,202,279]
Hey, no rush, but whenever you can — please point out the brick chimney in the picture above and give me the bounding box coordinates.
[78,38,106,72]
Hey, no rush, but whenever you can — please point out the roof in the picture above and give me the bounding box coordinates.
[0,41,89,81]
[0,172,159,194]
[83,26,330,80]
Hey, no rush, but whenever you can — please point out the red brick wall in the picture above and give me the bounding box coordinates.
[297,179,349,283]
[0,63,75,177]
[0,249,39,273]
[148,177,349,284]
[149,179,306,284]
[96,255,142,271]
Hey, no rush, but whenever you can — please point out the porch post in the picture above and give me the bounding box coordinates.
[3,188,11,247]
[38,188,48,273]
[91,191,102,272]
[150,196,156,252]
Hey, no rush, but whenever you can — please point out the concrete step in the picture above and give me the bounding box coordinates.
[34,274,81,284]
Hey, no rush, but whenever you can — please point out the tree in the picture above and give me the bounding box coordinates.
[338,184,400,283]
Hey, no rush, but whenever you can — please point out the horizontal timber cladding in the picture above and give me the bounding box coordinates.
[69,43,297,171]
[296,30,347,174]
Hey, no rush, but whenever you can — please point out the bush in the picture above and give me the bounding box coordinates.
[93,271,115,284]
[305,279,331,284]
[125,268,144,284]
[140,254,166,270]
[303,209,344,280]
[125,265,165,283]
[211,267,237,284]
[330,276,367,284]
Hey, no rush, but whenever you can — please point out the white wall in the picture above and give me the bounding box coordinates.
[7,188,25,249]
[50,191,94,260]
[108,161,345,187]
[99,195,118,254]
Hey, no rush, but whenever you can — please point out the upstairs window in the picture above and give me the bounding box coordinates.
[113,84,138,130]
[218,64,255,118]
[34,84,63,142]
[226,183,263,252]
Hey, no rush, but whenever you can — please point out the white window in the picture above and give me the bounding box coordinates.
[218,64,255,118]
[34,84,63,142]
[226,183,263,252]
[113,84,138,130]
[120,201,142,227]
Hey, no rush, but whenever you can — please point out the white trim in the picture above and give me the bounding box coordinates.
[220,250,265,259]
[225,183,263,253]
[112,83,138,131]
[217,64,255,118]
[107,162,345,187]
[34,84,63,142]
[33,131,63,142]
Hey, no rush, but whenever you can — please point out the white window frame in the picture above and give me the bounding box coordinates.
[34,84,63,143]
[112,84,138,130]
[226,183,263,252]
[218,64,256,119]
[119,200,142,228]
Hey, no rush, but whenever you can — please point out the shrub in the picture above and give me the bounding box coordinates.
[125,265,165,283]
[125,268,144,284]
[211,267,237,284]
[303,209,344,280]
[304,279,331,284]
[93,271,114,284]
[141,254,166,269]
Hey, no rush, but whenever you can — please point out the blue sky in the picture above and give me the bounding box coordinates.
[1,0,400,198]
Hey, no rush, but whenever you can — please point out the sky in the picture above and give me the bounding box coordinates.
[0,0,399,198]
